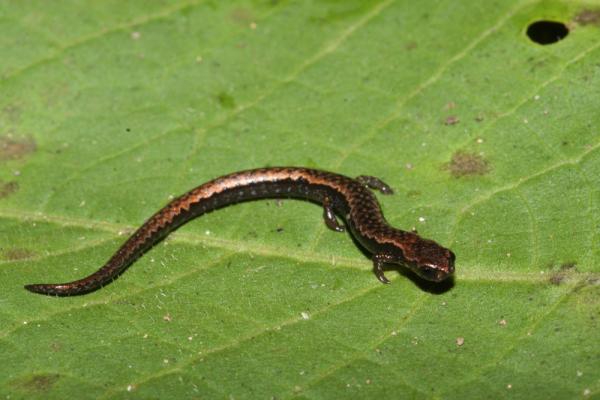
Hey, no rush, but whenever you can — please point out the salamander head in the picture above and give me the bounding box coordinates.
[407,238,455,282]
[386,234,455,282]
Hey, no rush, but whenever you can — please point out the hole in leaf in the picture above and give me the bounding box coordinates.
[526,20,569,44]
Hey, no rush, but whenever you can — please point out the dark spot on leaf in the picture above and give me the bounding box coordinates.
[548,262,577,285]
[0,135,36,161]
[444,115,460,125]
[276,227,284,233]
[405,41,418,50]
[549,273,565,285]
[4,248,35,260]
[0,180,19,198]
[217,92,236,109]
[526,21,569,45]
[230,7,254,25]
[444,151,490,177]
[574,9,600,25]
[14,374,60,393]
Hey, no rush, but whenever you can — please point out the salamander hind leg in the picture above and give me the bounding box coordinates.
[356,176,394,195]
[322,196,345,232]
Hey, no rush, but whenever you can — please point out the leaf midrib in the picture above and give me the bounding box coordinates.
[2,207,597,285]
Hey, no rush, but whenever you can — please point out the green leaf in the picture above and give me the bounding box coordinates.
[1,1,599,398]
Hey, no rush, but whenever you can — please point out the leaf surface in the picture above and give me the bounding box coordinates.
[1,1,599,399]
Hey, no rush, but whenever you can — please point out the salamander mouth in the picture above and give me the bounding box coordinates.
[415,265,453,282]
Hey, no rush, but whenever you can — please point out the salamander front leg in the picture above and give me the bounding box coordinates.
[322,196,345,232]
[356,175,394,195]
[372,253,392,284]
